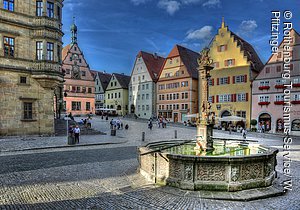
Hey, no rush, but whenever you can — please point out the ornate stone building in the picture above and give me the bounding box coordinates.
[62,22,95,116]
[0,0,64,136]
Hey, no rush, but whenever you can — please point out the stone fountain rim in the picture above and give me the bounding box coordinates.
[141,140,279,161]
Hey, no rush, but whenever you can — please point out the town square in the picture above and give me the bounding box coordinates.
[0,0,300,209]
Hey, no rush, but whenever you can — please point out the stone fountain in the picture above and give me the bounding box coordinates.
[138,48,280,194]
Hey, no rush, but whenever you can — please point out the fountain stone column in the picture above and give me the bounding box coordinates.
[195,47,215,152]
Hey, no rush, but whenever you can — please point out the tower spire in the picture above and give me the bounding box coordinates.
[221,17,225,28]
[71,16,78,44]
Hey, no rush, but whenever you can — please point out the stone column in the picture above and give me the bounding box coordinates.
[196,47,214,152]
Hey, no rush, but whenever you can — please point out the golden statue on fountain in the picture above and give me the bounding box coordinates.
[194,47,215,154]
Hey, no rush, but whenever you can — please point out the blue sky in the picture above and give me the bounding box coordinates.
[62,0,300,75]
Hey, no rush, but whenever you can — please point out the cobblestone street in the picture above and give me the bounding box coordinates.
[0,116,299,209]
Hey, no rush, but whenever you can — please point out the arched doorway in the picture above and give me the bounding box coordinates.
[276,119,283,132]
[221,110,231,118]
[130,104,135,113]
[259,113,271,132]
[220,110,231,129]
[117,105,122,110]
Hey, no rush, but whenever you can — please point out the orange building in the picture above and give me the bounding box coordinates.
[62,22,95,116]
[157,45,199,122]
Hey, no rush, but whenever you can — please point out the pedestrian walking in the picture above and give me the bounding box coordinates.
[148,120,153,130]
[242,128,247,140]
[74,125,81,144]
[110,119,114,130]
[87,117,92,129]
[229,124,232,134]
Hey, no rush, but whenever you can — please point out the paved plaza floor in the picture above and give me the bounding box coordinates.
[0,116,299,209]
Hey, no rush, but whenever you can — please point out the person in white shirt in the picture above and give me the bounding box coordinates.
[73,125,81,144]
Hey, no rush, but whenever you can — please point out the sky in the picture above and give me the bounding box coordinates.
[62,0,300,75]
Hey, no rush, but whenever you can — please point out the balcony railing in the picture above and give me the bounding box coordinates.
[33,17,62,30]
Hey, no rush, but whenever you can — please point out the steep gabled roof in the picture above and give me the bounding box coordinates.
[62,44,71,61]
[96,71,112,91]
[230,32,264,73]
[165,45,200,79]
[114,73,131,89]
[137,51,165,82]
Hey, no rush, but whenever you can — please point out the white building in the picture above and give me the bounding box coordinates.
[94,71,111,111]
[129,51,165,119]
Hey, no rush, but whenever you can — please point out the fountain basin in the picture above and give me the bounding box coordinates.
[138,140,278,192]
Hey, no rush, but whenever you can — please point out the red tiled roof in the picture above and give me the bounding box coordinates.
[164,45,200,79]
[62,44,71,61]
[137,51,165,82]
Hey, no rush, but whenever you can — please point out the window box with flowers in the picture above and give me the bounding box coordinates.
[259,86,270,90]
[275,85,285,89]
[292,83,300,88]
[258,101,270,106]
[291,100,300,104]
[274,101,284,105]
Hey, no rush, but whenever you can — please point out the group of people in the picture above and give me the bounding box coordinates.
[110,118,129,130]
[79,117,92,128]
[68,124,81,144]
[156,117,168,128]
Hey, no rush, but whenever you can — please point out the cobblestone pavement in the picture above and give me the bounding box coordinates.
[0,116,299,209]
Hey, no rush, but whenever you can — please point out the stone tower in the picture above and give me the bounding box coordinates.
[0,0,64,136]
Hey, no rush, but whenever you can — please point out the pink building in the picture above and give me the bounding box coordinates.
[252,29,300,135]
[62,22,95,116]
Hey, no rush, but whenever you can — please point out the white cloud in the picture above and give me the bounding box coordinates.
[181,0,202,4]
[202,0,221,8]
[130,0,152,6]
[239,20,258,32]
[158,0,181,15]
[185,26,213,40]
[238,20,258,37]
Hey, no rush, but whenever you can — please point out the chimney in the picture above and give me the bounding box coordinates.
[154,52,158,59]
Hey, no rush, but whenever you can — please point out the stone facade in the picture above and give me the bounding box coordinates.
[0,0,64,136]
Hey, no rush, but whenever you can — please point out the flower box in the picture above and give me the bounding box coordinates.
[274,101,284,105]
[259,86,270,90]
[291,100,300,104]
[258,101,270,105]
[275,85,285,89]
[293,83,300,88]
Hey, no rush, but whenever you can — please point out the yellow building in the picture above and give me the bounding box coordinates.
[209,19,263,129]
[105,73,131,116]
